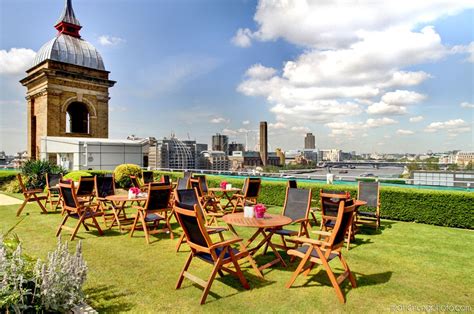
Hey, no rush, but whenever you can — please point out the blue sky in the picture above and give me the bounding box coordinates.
[0,0,473,155]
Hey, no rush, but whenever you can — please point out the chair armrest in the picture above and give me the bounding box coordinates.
[132,205,145,210]
[310,207,320,212]
[28,189,44,193]
[288,236,329,247]
[292,218,310,224]
[210,238,243,249]
[311,230,332,236]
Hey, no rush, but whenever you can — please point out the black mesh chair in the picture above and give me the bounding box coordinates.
[94,175,116,226]
[190,178,224,226]
[286,199,357,303]
[174,201,262,304]
[287,180,297,189]
[230,177,261,213]
[265,187,311,252]
[174,189,227,252]
[356,181,381,229]
[57,182,103,241]
[130,175,147,192]
[177,171,192,190]
[142,171,154,184]
[130,184,173,244]
[45,173,63,211]
[161,175,171,185]
[76,176,95,202]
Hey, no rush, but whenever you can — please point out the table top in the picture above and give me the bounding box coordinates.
[105,195,147,202]
[354,199,367,207]
[209,187,241,192]
[222,213,292,228]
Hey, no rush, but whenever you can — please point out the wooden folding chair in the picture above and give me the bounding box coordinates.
[57,182,103,241]
[130,175,147,192]
[16,174,48,216]
[190,177,224,226]
[230,177,261,213]
[94,175,116,227]
[76,176,95,202]
[174,188,227,252]
[319,190,354,249]
[286,199,357,303]
[130,184,173,244]
[356,181,381,229]
[45,173,63,211]
[264,187,311,252]
[174,201,263,304]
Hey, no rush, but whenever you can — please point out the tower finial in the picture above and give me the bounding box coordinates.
[54,0,82,38]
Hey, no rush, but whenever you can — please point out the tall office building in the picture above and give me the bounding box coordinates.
[211,133,228,154]
[259,121,268,166]
[304,133,316,149]
[228,142,245,156]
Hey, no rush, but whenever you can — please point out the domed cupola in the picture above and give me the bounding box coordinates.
[32,0,105,71]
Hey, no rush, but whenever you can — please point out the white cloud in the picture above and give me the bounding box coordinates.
[231,28,253,48]
[425,119,471,136]
[242,120,250,125]
[396,129,415,135]
[98,35,125,46]
[366,117,398,128]
[326,117,397,138]
[221,128,238,136]
[249,0,473,49]
[452,42,474,62]
[290,126,310,133]
[245,64,277,80]
[460,102,474,109]
[210,117,229,124]
[0,48,36,74]
[409,115,425,122]
[381,90,426,105]
[268,121,287,129]
[367,102,408,115]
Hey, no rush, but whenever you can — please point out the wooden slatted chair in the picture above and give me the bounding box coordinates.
[230,177,261,213]
[94,175,116,227]
[174,201,262,304]
[130,184,173,244]
[319,190,354,249]
[285,199,357,303]
[174,189,227,252]
[57,182,103,241]
[264,187,311,252]
[16,174,48,216]
[190,178,224,226]
[356,181,381,229]
[45,173,63,211]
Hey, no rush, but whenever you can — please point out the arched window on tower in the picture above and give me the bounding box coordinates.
[66,102,89,134]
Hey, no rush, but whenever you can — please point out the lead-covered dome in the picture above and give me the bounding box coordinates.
[32,0,105,71]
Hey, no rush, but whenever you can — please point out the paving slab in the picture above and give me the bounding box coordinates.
[0,193,23,206]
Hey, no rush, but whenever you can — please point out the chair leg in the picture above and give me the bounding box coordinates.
[56,214,69,237]
[140,213,151,244]
[200,256,223,304]
[70,215,85,241]
[91,216,103,236]
[34,194,48,214]
[176,233,186,252]
[229,249,250,289]
[130,214,140,238]
[176,252,193,289]
[16,198,28,216]
[286,248,312,288]
[339,255,357,288]
[165,213,174,240]
[320,252,345,303]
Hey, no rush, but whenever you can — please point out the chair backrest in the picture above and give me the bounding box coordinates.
[287,180,297,189]
[189,178,203,197]
[161,175,171,185]
[76,176,95,196]
[16,174,27,193]
[183,171,193,187]
[142,171,154,184]
[130,175,142,189]
[244,178,261,198]
[95,175,115,198]
[283,187,311,222]
[327,199,356,249]
[194,175,208,193]
[175,189,199,206]
[174,201,212,251]
[46,173,62,189]
[358,181,380,208]
[144,185,171,211]
[320,190,348,218]
[59,182,79,210]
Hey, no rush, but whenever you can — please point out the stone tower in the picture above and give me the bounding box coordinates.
[259,121,268,166]
[20,0,115,160]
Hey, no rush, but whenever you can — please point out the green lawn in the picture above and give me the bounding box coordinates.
[1,195,473,313]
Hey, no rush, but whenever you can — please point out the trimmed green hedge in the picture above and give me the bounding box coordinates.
[0,170,19,185]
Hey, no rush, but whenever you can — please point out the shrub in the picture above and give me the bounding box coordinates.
[0,171,18,186]
[63,171,92,182]
[3,177,22,193]
[114,164,142,188]
[0,235,87,313]
[153,171,474,229]
[21,160,67,189]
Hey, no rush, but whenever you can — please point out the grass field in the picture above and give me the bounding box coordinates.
[1,193,473,313]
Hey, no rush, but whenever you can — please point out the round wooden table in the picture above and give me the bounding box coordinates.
[208,187,241,210]
[222,213,292,272]
[104,195,147,232]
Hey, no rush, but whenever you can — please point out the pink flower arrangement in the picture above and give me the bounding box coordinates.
[254,203,267,218]
[220,181,228,189]
[130,187,141,195]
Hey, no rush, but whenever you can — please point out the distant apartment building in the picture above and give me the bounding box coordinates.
[275,148,285,165]
[304,133,315,149]
[228,142,245,156]
[302,149,318,162]
[212,133,228,154]
[229,150,280,170]
[319,149,342,162]
[199,151,230,171]
[149,136,206,170]
[455,151,474,166]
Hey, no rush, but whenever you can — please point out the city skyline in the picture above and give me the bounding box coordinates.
[0,0,473,155]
